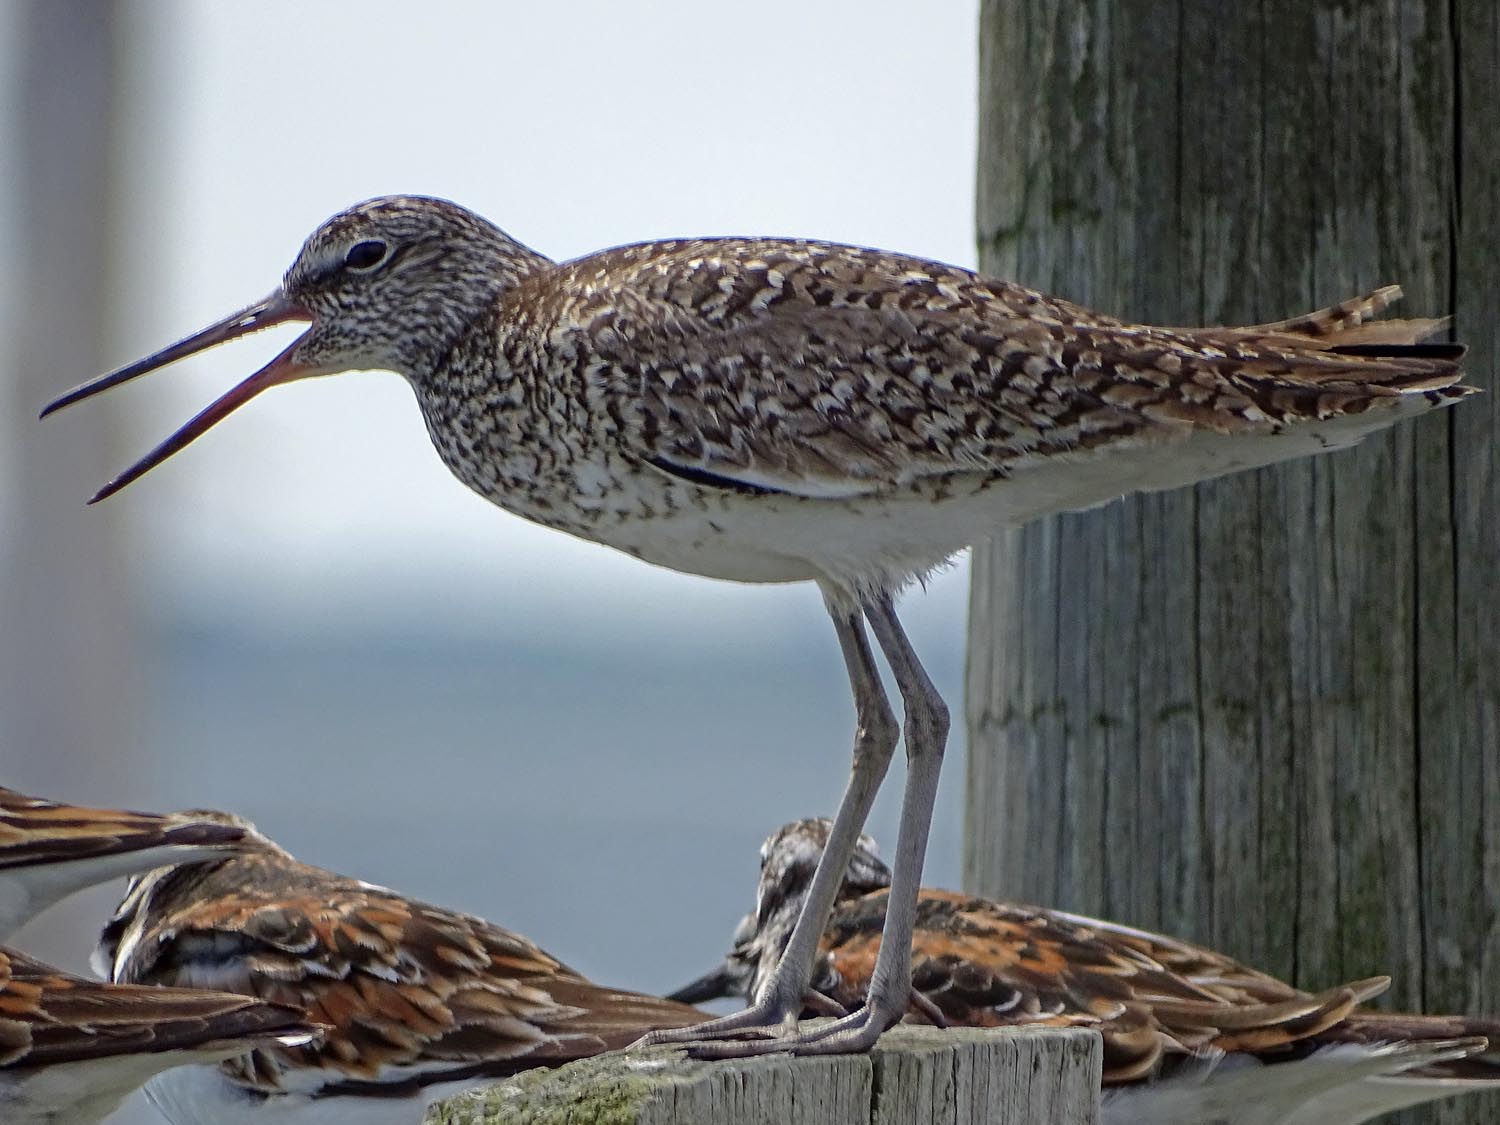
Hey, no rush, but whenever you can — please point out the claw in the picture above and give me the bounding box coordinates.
[908,987,948,1028]
[633,990,807,1050]
[800,988,849,1019]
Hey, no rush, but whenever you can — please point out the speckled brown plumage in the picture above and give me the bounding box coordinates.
[46,197,1474,600]
[43,195,1479,1059]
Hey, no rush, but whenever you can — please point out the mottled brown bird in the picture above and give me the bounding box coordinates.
[93,813,709,1123]
[0,784,253,940]
[0,946,317,1125]
[672,819,1500,1124]
[43,196,1475,1055]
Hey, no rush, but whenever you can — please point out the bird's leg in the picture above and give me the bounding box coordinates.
[640,602,897,1049]
[676,593,949,1059]
[779,592,949,1054]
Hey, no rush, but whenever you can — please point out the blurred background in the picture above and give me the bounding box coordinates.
[0,3,979,1119]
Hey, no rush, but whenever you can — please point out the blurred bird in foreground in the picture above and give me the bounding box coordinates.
[0,946,317,1124]
[0,786,317,1122]
[0,784,252,940]
[94,813,709,1124]
[672,819,1500,1124]
[44,195,1475,1054]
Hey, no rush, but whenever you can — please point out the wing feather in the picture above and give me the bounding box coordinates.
[538,244,1469,499]
[106,851,704,1094]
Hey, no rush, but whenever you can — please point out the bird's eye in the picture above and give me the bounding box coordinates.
[343,240,389,272]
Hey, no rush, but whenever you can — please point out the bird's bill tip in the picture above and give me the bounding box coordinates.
[85,337,320,504]
[664,963,740,1005]
[39,290,311,420]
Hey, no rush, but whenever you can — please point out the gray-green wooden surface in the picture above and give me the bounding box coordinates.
[965,2,1498,1123]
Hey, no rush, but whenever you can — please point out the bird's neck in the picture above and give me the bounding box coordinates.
[394,233,551,381]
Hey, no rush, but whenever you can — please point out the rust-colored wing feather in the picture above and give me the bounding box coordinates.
[815,889,1395,1084]
[104,850,706,1095]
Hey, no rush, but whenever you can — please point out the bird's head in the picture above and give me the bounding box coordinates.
[753,818,892,935]
[41,194,548,502]
[665,818,893,1006]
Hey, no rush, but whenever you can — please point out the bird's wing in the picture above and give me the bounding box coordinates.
[820,890,1384,1084]
[0,786,247,870]
[545,242,1470,499]
[0,947,314,1069]
[113,854,706,1095]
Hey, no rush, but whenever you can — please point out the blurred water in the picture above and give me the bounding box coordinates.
[80,594,968,1123]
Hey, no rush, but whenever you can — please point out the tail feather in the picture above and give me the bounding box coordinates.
[1330,342,1468,361]
[1228,286,1474,407]
[1243,285,1451,349]
[1319,1011,1500,1081]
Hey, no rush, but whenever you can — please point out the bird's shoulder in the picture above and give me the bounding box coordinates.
[529,236,1123,349]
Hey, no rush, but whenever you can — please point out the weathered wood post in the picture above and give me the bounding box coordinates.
[965,2,1498,1122]
[428,1026,1101,1124]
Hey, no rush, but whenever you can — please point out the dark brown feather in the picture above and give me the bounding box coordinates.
[0,786,248,869]
[0,947,314,1069]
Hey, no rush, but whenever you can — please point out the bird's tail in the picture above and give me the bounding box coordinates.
[1243,284,1460,355]
[1319,1009,1500,1081]
[1202,285,1477,421]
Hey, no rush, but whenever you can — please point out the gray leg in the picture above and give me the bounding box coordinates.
[663,592,949,1058]
[786,591,950,1053]
[640,598,898,1048]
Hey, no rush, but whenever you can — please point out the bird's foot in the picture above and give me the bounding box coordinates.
[641,979,907,1060]
[685,997,904,1059]
[635,985,816,1049]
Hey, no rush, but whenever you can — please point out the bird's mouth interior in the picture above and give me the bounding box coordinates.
[39,292,317,503]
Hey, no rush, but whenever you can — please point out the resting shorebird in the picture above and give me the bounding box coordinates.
[93,814,709,1123]
[43,196,1474,1055]
[0,784,252,939]
[672,818,1500,1124]
[0,946,317,1125]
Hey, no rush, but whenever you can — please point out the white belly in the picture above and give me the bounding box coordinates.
[565,400,1437,604]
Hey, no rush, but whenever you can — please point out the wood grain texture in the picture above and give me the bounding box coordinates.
[966,2,1497,1122]
[426,1026,1101,1124]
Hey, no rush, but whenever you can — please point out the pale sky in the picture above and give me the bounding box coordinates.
[92,0,982,644]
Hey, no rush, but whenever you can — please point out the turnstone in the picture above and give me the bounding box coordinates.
[0,784,251,939]
[42,196,1473,1055]
[672,818,1500,1124]
[94,814,710,1123]
[0,945,317,1124]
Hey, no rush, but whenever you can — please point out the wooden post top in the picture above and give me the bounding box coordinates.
[427,1025,1102,1125]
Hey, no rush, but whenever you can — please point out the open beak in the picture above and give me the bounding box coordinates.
[40,291,316,503]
